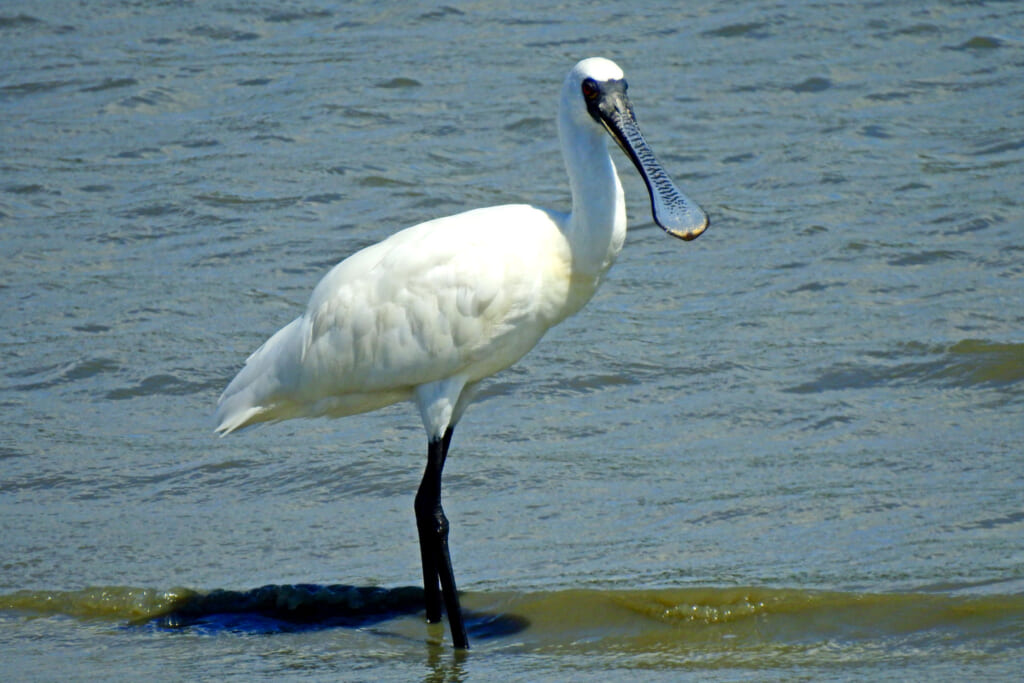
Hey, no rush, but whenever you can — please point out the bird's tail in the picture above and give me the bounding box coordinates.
[215,316,306,435]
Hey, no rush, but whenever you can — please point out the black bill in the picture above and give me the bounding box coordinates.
[584,77,709,241]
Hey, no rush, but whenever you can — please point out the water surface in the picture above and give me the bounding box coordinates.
[2,0,1022,680]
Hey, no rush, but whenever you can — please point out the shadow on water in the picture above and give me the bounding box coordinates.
[154,583,425,633]
[150,584,529,639]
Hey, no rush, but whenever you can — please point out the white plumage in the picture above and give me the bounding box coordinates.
[216,204,582,436]
[215,57,708,649]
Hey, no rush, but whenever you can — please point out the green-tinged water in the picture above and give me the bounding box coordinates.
[4,585,1023,678]
[2,0,1022,680]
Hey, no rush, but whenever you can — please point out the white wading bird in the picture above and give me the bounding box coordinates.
[216,57,709,649]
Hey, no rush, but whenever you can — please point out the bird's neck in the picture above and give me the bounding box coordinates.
[560,121,628,279]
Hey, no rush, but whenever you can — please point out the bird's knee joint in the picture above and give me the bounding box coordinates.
[415,504,449,538]
[434,512,449,537]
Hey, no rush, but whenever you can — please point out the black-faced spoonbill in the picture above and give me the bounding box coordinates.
[215,57,709,649]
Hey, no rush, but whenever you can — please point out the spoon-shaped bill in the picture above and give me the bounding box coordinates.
[610,110,709,240]
[591,82,709,241]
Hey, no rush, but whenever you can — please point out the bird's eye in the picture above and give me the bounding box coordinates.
[581,78,600,102]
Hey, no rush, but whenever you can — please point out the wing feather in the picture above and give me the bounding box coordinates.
[216,204,573,433]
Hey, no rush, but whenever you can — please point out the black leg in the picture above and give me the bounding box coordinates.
[414,426,469,649]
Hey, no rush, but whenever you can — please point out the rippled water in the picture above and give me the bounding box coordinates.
[2,1,1022,680]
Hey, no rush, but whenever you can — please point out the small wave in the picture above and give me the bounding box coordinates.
[0,13,43,29]
[6,357,119,392]
[946,339,1024,385]
[785,340,1024,393]
[188,25,261,42]
[3,584,1021,653]
[790,77,832,94]
[79,77,138,93]
[701,22,771,40]
[949,36,1004,51]
[105,373,217,400]
[376,77,421,89]
[887,249,966,266]
[1,586,187,622]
